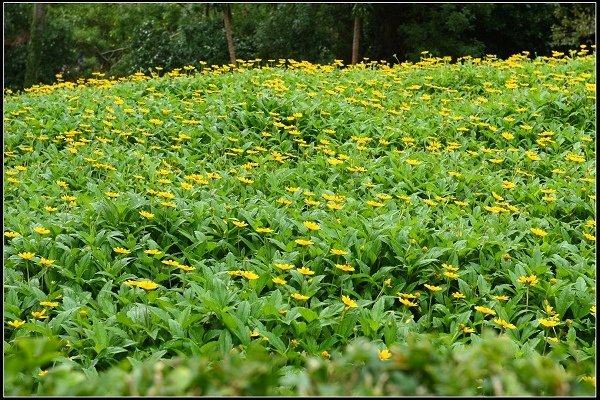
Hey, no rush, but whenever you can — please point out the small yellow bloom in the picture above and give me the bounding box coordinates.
[32,310,48,319]
[517,274,539,286]
[539,318,560,328]
[335,263,355,272]
[255,227,274,233]
[139,210,155,219]
[378,349,392,360]
[424,284,442,292]
[144,249,162,256]
[297,266,315,275]
[125,280,159,291]
[399,298,418,307]
[461,325,475,334]
[331,248,349,255]
[530,227,548,237]
[272,277,287,285]
[38,370,48,377]
[341,295,358,308]
[177,265,196,272]
[303,221,321,231]
[367,200,385,207]
[492,295,510,301]
[291,293,310,301]
[443,271,459,279]
[33,226,50,235]
[295,239,314,246]
[274,263,294,271]
[494,318,516,330]
[474,306,496,315]
[105,191,120,198]
[40,301,59,308]
[583,232,596,241]
[240,271,259,280]
[4,231,21,238]
[451,292,465,299]
[113,247,130,254]
[18,252,36,260]
[7,320,25,328]
[162,259,181,267]
[321,350,331,359]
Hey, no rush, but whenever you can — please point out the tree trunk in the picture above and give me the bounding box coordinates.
[24,3,46,87]
[223,4,237,67]
[352,15,361,64]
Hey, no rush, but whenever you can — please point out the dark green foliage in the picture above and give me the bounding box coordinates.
[3,3,596,90]
[4,332,594,396]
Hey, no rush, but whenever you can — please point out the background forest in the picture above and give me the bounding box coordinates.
[3,3,597,90]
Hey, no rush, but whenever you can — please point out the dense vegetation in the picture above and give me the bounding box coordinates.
[3,48,596,395]
[3,3,596,90]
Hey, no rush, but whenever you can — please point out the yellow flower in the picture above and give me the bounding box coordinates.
[291,293,310,301]
[105,191,120,198]
[255,227,274,233]
[139,210,155,219]
[162,259,181,267]
[56,180,69,188]
[442,263,459,271]
[341,295,358,308]
[125,280,159,290]
[32,310,48,319]
[590,306,596,315]
[539,318,560,328]
[295,239,314,246]
[443,271,459,279]
[474,306,496,316]
[424,284,442,292]
[492,295,510,301]
[494,318,516,330]
[40,301,59,308]
[517,274,539,286]
[7,320,25,328]
[38,370,48,377]
[240,271,259,280]
[321,350,331,359]
[460,325,475,334]
[274,263,294,271]
[33,226,50,235]
[4,231,21,238]
[232,220,248,228]
[113,247,130,254]
[583,232,596,241]
[378,349,392,361]
[530,227,548,237]
[399,298,418,307]
[451,292,465,299]
[335,263,355,272]
[272,277,287,285]
[297,266,315,275]
[331,248,349,255]
[177,265,196,272]
[144,249,162,256]
[367,200,385,207]
[303,221,321,231]
[18,252,36,260]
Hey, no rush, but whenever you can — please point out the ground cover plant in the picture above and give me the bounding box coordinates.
[3,47,596,396]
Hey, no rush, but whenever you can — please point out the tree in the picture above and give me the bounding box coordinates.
[351,4,372,64]
[24,3,46,87]
[222,4,237,67]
